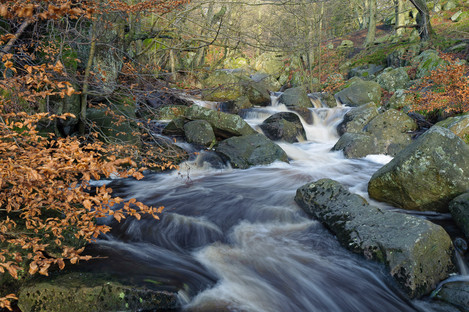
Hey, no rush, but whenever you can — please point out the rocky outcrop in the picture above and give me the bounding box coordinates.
[184,105,256,139]
[449,193,469,240]
[278,87,311,108]
[295,179,454,298]
[368,126,469,212]
[335,80,382,107]
[215,133,288,169]
[184,120,216,147]
[17,273,178,312]
[337,102,379,136]
[410,50,448,79]
[387,44,420,68]
[376,67,410,92]
[259,112,306,143]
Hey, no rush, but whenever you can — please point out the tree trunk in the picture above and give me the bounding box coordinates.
[79,19,98,136]
[408,0,433,40]
[364,0,376,47]
[395,0,405,36]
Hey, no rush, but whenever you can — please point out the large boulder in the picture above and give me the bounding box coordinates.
[295,179,454,298]
[17,272,178,312]
[449,193,469,240]
[331,132,377,158]
[368,126,469,212]
[376,67,410,92]
[363,109,417,156]
[259,112,306,143]
[244,80,271,106]
[201,70,245,101]
[184,120,216,147]
[250,72,281,92]
[335,80,382,107]
[435,115,469,140]
[386,89,414,110]
[387,44,421,68]
[410,50,448,79]
[184,105,256,139]
[337,102,379,136]
[278,87,311,108]
[253,52,285,78]
[215,133,288,169]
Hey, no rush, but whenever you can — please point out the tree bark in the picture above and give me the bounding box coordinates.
[364,0,376,47]
[408,0,434,40]
[395,0,405,36]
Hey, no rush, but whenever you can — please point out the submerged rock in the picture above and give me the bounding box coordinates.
[295,179,454,298]
[259,112,306,143]
[368,126,469,212]
[215,133,288,169]
[436,281,469,312]
[17,272,178,312]
[185,105,256,139]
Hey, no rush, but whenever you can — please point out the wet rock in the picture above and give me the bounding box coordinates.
[335,80,382,107]
[278,87,311,108]
[449,193,469,240]
[259,112,306,143]
[376,67,410,92]
[436,281,469,311]
[184,105,256,139]
[337,102,379,136]
[17,272,178,312]
[435,115,469,140]
[368,126,469,212]
[331,132,377,158]
[244,80,271,106]
[215,133,288,169]
[162,118,186,136]
[184,120,216,147]
[295,178,454,298]
[250,72,281,92]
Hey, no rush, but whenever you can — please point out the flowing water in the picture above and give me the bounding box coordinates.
[88,96,462,312]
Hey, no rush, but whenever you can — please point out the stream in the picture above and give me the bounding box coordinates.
[87,97,461,312]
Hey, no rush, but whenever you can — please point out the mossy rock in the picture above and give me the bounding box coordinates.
[17,273,178,312]
[157,105,187,120]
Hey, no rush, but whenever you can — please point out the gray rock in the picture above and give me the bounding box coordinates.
[363,109,417,156]
[259,112,306,143]
[368,126,469,212]
[437,281,469,311]
[443,1,457,11]
[449,193,469,240]
[185,105,256,139]
[410,50,448,79]
[386,89,414,110]
[244,80,271,106]
[348,64,385,80]
[184,120,216,147]
[339,40,354,48]
[201,70,245,101]
[376,67,410,92]
[278,87,311,108]
[331,132,377,158]
[295,179,454,298]
[17,272,178,312]
[253,52,285,78]
[162,118,185,136]
[215,133,288,169]
[451,11,467,22]
[335,80,382,107]
[435,115,469,140]
[337,102,379,136]
[387,44,421,68]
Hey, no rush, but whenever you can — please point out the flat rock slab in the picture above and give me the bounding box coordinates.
[295,178,454,298]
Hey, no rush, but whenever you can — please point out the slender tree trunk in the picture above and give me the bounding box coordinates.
[408,0,434,40]
[1,19,32,54]
[395,0,405,36]
[364,0,377,47]
[79,19,98,135]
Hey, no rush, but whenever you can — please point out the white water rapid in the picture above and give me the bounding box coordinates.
[88,95,460,312]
